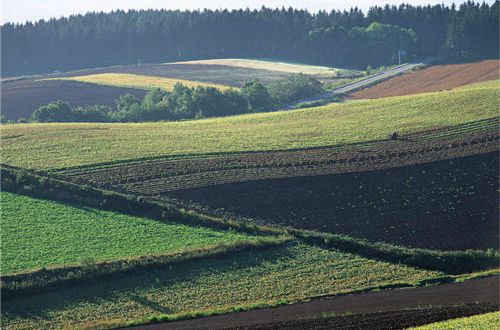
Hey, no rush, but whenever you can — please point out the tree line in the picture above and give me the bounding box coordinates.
[22,74,323,123]
[2,1,498,77]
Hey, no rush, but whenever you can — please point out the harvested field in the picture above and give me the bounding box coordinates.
[171,59,344,77]
[51,73,233,91]
[350,59,499,99]
[1,61,312,120]
[55,63,294,87]
[130,276,500,330]
[1,79,145,120]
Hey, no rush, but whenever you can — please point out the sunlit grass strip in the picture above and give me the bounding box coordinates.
[45,73,234,91]
[2,81,498,170]
[408,311,500,330]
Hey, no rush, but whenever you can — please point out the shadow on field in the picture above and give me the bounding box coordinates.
[129,294,173,314]
[2,243,293,319]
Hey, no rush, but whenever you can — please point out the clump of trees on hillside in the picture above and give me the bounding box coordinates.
[28,74,324,123]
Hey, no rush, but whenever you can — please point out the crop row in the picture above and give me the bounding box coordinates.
[54,126,498,195]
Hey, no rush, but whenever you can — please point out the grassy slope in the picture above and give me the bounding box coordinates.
[409,311,500,329]
[2,81,498,170]
[1,192,261,274]
[47,73,233,91]
[2,242,442,329]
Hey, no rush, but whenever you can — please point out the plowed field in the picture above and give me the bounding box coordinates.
[350,60,499,99]
[52,119,500,251]
[1,79,146,120]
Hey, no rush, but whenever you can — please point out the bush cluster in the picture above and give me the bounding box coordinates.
[28,74,324,123]
[293,230,499,275]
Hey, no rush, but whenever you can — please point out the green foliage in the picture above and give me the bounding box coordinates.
[116,93,141,112]
[30,100,72,122]
[30,101,113,123]
[3,3,498,76]
[1,114,10,124]
[2,235,291,299]
[309,22,417,67]
[71,105,113,122]
[2,242,442,329]
[29,74,323,123]
[1,191,262,274]
[443,2,499,60]
[267,73,324,105]
[241,80,274,112]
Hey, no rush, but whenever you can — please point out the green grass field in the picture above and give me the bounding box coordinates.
[409,311,500,329]
[1,192,262,274]
[2,80,497,170]
[47,73,233,91]
[2,242,442,329]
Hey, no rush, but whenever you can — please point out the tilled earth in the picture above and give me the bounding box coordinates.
[229,304,498,329]
[349,59,499,99]
[1,79,146,120]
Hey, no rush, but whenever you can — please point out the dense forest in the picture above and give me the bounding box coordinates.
[1,1,498,76]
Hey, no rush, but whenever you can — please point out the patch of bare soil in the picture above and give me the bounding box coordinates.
[1,79,145,120]
[349,60,499,99]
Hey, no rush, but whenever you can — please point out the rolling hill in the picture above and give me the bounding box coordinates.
[2,80,497,170]
[1,59,349,120]
[2,77,498,330]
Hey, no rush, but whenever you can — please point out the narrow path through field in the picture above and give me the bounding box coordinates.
[130,276,499,330]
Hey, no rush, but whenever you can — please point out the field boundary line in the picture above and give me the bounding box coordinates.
[2,164,498,276]
[1,236,292,299]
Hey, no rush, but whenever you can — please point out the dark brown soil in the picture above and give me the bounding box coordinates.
[167,152,499,251]
[349,60,499,99]
[1,79,146,120]
[230,305,498,330]
[130,276,499,330]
